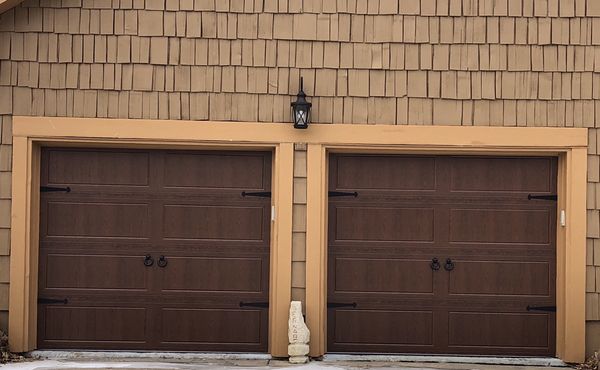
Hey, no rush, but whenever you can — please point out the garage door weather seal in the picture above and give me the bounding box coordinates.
[28,351,272,361]
[323,354,567,367]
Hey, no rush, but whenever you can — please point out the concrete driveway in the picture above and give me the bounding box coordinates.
[0,359,572,370]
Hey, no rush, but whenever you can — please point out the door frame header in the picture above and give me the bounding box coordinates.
[9,117,588,362]
[303,126,587,363]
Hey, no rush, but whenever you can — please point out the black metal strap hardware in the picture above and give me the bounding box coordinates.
[239,301,269,308]
[41,186,71,193]
[327,302,357,309]
[528,194,557,201]
[444,258,455,271]
[157,255,168,268]
[527,305,556,312]
[242,191,272,198]
[430,258,440,271]
[328,191,358,198]
[143,255,154,267]
[38,297,68,304]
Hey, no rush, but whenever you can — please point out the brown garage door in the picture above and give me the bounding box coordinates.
[328,154,557,356]
[38,148,272,352]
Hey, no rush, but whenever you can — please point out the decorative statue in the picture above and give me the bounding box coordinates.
[288,301,310,364]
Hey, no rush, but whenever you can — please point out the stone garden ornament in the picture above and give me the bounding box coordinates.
[288,301,310,364]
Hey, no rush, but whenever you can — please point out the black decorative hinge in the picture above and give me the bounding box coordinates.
[239,301,269,308]
[241,191,271,198]
[328,191,358,198]
[526,305,556,312]
[38,297,68,305]
[327,302,357,309]
[528,194,557,201]
[41,186,71,193]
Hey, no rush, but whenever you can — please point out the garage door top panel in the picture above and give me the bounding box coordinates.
[331,155,556,196]
[44,149,271,192]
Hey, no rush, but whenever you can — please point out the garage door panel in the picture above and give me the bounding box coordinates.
[450,209,550,244]
[164,153,267,190]
[39,148,271,352]
[45,150,150,187]
[328,154,556,356]
[333,155,436,191]
[331,310,434,346]
[450,157,553,193]
[160,257,265,292]
[42,306,148,342]
[449,261,551,296]
[45,202,150,238]
[163,205,264,240]
[448,312,550,348]
[334,207,434,242]
[160,308,264,344]
[43,254,147,290]
[333,258,434,294]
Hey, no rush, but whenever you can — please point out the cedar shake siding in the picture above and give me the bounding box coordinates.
[0,0,600,355]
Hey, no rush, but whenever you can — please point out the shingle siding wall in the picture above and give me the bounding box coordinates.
[0,0,599,351]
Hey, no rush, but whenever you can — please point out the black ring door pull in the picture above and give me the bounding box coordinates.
[430,258,440,271]
[157,255,168,267]
[143,255,154,267]
[445,258,455,271]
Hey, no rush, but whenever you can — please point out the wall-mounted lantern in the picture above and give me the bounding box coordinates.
[291,77,312,129]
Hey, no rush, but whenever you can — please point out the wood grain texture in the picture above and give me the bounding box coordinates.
[37,148,272,352]
[328,154,557,356]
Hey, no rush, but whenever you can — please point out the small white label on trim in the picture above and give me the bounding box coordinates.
[560,210,566,227]
[271,206,276,222]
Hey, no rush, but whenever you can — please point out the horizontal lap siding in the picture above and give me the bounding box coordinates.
[0,0,598,354]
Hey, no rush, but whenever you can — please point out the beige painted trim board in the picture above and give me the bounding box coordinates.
[305,128,588,363]
[9,117,588,362]
[14,118,588,148]
[0,0,24,13]
[9,117,294,357]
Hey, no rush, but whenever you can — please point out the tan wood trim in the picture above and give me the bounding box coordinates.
[9,117,589,360]
[14,117,588,148]
[306,144,327,357]
[8,137,31,351]
[305,136,587,363]
[8,118,295,356]
[561,148,587,362]
[270,143,294,357]
[28,144,41,350]
[0,0,24,13]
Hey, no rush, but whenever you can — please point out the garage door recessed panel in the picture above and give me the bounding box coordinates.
[164,153,266,189]
[163,205,263,240]
[46,202,150,238]
[334,258,433,294]
[161,257,263,292]
[335,207,434,242]
[44,254,147,290]
[450,157,551,193]
[333,310,433,345]
[160,309,262,344]
[448,312,550,348]
[449,261,550,296]
[334,156,435,191]
[450,209,550,244]
[43,307,147,342]
[47,150,149,186]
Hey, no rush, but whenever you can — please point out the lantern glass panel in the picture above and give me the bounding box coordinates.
[296,109,307,125]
